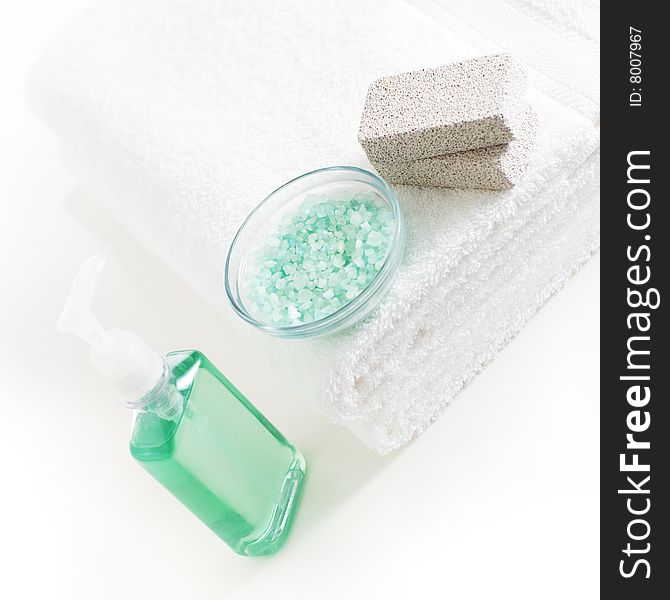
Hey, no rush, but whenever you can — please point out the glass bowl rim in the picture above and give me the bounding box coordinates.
[224,165,404,338]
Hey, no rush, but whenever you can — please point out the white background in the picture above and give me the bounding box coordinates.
[0,2,599,598]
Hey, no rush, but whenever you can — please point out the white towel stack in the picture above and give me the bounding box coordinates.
[30,0,599,453]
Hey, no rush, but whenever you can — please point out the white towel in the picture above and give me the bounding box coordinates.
[30,0,599,453]
[407,0,600,123]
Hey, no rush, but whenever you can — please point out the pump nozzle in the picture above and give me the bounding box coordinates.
[59,255,167,406]
[57,254,107,344]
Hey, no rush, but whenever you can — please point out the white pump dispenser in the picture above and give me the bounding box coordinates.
[57,255,167,406]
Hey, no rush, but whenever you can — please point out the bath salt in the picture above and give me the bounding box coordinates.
[245,191,395,326]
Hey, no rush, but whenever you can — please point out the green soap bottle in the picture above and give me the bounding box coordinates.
[58,256,305,556]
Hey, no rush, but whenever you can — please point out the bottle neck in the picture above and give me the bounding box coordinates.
[127,360,184,422]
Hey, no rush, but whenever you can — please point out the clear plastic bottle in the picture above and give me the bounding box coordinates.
[58,256,305,556]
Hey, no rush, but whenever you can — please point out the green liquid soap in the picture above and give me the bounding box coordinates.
[57,256,305,557]
[130,351,305,556]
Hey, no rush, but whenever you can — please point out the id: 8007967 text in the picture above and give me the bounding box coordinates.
[629,27,643,107]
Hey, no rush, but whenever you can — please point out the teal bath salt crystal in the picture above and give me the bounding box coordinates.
[245,191,395,326]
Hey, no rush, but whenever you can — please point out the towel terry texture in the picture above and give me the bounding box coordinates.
[30,0,600,454]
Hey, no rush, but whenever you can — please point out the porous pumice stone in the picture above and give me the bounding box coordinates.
[244,191,395,327]
[374,107,538,190]
[358,53,527,163]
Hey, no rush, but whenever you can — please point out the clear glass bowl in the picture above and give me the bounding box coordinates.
[224,166,405,339]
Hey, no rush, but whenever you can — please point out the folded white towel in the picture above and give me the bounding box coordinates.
[256,102,598,452]
[30,0,599,453]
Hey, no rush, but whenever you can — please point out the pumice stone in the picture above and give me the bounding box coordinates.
[374,107,538,190]
[358,53,528,163]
